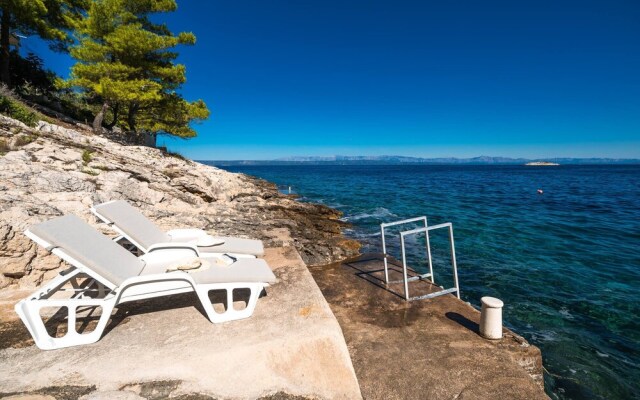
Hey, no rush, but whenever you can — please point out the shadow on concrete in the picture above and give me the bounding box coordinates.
[104,292,209,336]
[33,292,210,340]
[446,311,480,334]
[342,255,405,300]
[9,282,272,349]
[37,288,270,341]
[105,288,266,336]
[341,253,439,301]
[0,320,34,349]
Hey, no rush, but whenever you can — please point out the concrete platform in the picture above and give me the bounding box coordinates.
[309,254,548,400]
[0,248,362,399]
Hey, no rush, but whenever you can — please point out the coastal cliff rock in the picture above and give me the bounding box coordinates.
[0,115,360,289]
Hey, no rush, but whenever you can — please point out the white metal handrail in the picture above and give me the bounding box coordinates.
[380,216,428,229]
[380,216,428,284]
[399,223,460,301]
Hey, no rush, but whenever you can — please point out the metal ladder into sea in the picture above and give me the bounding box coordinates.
[380,216,460,301]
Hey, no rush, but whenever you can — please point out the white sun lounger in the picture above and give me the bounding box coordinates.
[91,200,264,258]
[15,214,276,350]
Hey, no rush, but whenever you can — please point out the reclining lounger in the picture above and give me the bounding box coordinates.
[91,200,264,258]
[16,214,276,350]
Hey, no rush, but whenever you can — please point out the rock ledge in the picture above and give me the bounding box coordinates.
[0,115,360,289]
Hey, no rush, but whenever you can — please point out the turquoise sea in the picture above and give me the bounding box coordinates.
[209,163,640,399]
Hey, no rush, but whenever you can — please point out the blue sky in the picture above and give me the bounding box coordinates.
[25,0,640,160]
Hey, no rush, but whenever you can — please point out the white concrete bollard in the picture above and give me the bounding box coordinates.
[480,296,504,339]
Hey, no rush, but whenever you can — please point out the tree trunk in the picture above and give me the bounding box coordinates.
[93,102,109,134]
[127,103,142,144]
[0,9,11,86]
[127,103,139,141]
[105,102,119,130]
[143,132,156,147]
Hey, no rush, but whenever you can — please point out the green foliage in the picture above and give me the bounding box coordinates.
[82,149,92,164]
[14,134,37,147]
[55,90,100,123]
[80,167,99,175]
[0,90,39,127]
[66,0,209,140]
[164,149,186,161]
[139,95,209,139]
[0,0,89,84]
[9,52,57,95]
[0,52,97,124]
[2,0,88,49]
[0,138,9,154]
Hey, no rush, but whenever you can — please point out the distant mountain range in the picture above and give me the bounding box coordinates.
[202,155,640,166]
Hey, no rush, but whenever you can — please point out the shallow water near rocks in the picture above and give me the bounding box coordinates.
[211,163,640,400]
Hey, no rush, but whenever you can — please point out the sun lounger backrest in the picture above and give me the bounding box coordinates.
[93,200,171,250]
[29,214,144,285]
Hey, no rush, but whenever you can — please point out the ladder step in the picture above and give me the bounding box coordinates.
[386,273,432,285]
[409,287,458,301]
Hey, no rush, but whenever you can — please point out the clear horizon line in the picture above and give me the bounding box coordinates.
[193,155,640,161]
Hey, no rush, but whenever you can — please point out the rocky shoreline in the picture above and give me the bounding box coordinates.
[0,113,365,398]
[0,114,360,289]
[0,113,546,399]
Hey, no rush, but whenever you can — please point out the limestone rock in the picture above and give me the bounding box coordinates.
[1,395,56,400]
[0,115,360,288]
[79,391,145,400]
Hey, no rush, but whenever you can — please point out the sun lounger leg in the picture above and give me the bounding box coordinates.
[15,298,116,350]
[195,282,267,323]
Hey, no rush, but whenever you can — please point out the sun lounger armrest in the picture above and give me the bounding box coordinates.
[121,272,197,286]
[118,272,198,300]
[146,242,200,257]
[167,229,225,247]
[166,228,207,241]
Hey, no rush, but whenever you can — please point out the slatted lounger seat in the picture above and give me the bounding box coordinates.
[15,214,276,350]
[91,200,264,258]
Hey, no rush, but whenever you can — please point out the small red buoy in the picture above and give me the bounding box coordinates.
[537,189,544,194]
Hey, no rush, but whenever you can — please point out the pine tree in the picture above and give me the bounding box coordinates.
[66,0,209,141]
[0,0,87,85]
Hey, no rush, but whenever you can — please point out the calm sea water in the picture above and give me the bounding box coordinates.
[210,163,640,399]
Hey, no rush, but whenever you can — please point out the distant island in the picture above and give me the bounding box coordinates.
[203,155,639,166]
[525,161,560,166]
